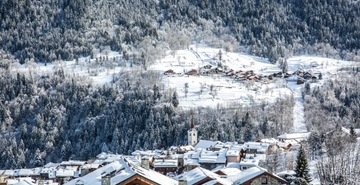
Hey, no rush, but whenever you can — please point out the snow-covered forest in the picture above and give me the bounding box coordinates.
[0,53,294,168]
[1,0,360,64]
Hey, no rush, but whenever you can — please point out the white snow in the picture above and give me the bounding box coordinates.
[231,166,267,184]
[194,140,221,150]
[65,156,178,185]
[174,167,232,185]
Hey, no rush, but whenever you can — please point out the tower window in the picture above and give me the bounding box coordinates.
[193,133,195,136]
[261,177,267,184]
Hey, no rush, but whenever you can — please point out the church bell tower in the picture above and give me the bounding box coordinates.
[187,116,198,146]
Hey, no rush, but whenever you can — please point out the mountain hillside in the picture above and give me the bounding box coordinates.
[1,0,360,64]
[1,2,360,184]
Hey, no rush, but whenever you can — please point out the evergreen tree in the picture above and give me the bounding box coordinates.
[295,145,312,183]
[304,82,311,96]
[308,131,323,156]
[282,60,288,73]
[218,50,222,61]
[350,126,357,143]
[261,119,269,136]
[318,72,322,80]
[293,177,309,185]
[172,91,179,108]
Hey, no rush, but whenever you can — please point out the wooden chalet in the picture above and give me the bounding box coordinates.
[164,69,175,75]
[186,69,198,76]
[174,167,232,185]
[225,150,241,163]
[297,77,305,84]
[65,157,178,185]
[152,159,178,176]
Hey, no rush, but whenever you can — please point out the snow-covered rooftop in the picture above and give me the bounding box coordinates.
[60,160,86,166]
[183,158,200,166]
[194,140,223,150]
[6,178,35,185]
[4,170,15,176]
[153,159,178,168]
[111,158,178,185]
[82,164,100,169]
[239,159,259,167]
[65,157,177,185]
[14,168,41,177]
[226,149,239,157]
[213,167,242,177]
[174,167,231,185]
[198,150,226,164]
[65,160,123,185]
[56,169,75,177]
[277,132,310,140]
[232,166,267,184]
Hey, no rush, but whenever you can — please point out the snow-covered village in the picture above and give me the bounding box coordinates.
[0,119,359,185]
[2,1,360,185]
[0,125,311,185]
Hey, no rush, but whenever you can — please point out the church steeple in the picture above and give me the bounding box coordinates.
[188,114,198,146]
[190,116,195,129]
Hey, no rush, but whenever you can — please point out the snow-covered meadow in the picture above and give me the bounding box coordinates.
[14,44,356,136]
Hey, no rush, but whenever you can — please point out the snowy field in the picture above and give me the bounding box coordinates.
[150,44,291,109]
[13,44,355,131]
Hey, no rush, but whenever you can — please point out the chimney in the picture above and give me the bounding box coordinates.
[101,175,110,185]
[178,179,188,185]
[141,157,150,170]
[75,180,85,185]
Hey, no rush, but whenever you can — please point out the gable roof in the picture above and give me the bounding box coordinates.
[199,150,226,164]
[226,149,239,157]
[232,166,287,184]
[174,167,231,185]
[4,170,15,176]
[65,156,177,185]
[213,167,242,177]
[194,140,222,150]
[65,160,122,185]
[232,167,267,184]
[202,178,232,185]
[14,168,41,177]
[7,178,36,185]
[60,160,86,166]
[153,159,178,168]
[111,157,178,185]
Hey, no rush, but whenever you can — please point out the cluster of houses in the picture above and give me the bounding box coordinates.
[164,63,322,86]
[294,70,322,85]
[0,123,311,185]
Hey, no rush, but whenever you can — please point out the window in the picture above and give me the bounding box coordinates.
[193,133,195,136]
[261,177,268,184]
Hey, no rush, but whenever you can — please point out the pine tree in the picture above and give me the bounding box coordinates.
[172,91,179,108]
[295,145,312,183]
[304,82,311,95]
[350,126,357,143]
[282,59,288,73]
[318,72,322,80]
